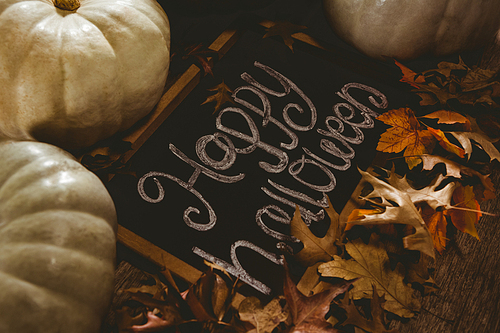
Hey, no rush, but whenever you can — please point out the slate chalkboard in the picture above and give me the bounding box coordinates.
[106,16,416,296]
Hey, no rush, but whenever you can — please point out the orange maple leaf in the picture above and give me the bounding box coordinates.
[446,185,481,240]
[377,108,436,169]
[393,59,425,88]
[427,127,466,158]
[419,203,448,254]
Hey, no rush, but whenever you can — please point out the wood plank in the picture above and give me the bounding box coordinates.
[390,169,500,332]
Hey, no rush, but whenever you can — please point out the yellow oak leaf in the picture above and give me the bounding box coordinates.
[377,108,436,169]
[318,234,421,318]
[290,196,340,266]
[238,296,289,333]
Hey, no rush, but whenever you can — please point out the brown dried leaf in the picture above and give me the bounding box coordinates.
[201,81,236,114]
[284,261,353,333]
[185,265,236,322]
[393,59,425,88]
[318,234,421,318]
[263,21,307,51]
[290,196,340,266]
[405,254,439,295]
[339,286,400,333]
[238,296,289,333]
[419,203,448,254]
[422,110,470,128]
[446,185,482,240]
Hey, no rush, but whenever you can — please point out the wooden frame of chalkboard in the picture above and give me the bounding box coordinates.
[82,13,410,296]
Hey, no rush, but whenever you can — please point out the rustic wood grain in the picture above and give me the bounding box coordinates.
[390,168,500,333]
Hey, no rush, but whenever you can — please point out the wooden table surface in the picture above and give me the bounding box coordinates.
[103,1,500,332]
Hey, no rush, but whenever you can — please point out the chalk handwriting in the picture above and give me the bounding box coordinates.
[138,61,388,294]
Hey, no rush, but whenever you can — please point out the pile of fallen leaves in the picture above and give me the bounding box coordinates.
[114,57,500,333]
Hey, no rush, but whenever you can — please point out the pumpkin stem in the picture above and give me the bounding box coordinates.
[53,0,80,11]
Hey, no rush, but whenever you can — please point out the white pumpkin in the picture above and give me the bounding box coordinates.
[0,0,170,149]
[0,140,117,333]
[323,0,500,60]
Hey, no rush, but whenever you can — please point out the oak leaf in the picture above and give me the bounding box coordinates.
[419,154,495,197]
[201,81,236,114]
[238,296,289,333]
[284,261,353,333]
[318,234,421,318]
[376,108,436,169]
[447,185,482,240]
[349,169,436,258]
[290,196,340,266]
[339,286,400,333]
[263,21,307,51]
[450,131,500,162]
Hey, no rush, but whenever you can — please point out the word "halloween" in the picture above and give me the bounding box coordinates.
[138,61,388,294]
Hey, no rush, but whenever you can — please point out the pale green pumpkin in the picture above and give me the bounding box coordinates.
[0,140,117,333]
[323,0,500,60]
[0,0,170,149]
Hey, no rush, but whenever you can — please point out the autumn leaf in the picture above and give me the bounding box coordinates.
[418,203,448,254]
[426,127,466,158]
[349,169,436,258]
[447,185,482,240]
[318,234,421,318]
[201,81,236,114]
[396,57,500,108]
[128,311,173,333]
[284,260,353,333]
[405,254,439,296]
[290,196,340,266]
[450,131,500,162]
[263,21,307,51]
[346,208,385,231]
[172,43,218,76]
[238,296,289,333]
[184,263,237,322]
[376,107,436,169]
[122,274,183,328]
[338,286,400,333]
[419,154,495,196]
[421,110,470,128]
[393,59,425,89]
